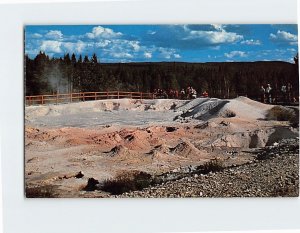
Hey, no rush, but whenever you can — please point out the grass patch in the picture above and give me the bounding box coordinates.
[200,158,224,174]
[266,106,298,127]
[101,170,152,195]
[26,185,57,198]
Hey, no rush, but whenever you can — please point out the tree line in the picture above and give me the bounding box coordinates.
[25,52,299,99]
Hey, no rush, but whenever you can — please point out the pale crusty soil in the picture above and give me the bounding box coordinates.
[24,97,299,198]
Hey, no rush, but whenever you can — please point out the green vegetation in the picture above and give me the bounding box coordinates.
[26,185,57,198]
[101,171,152,195]
[266,106,299,127]
[201,158,224,174]
[25,52,299,100]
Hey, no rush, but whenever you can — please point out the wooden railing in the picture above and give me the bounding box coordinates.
[25,91,155,106]
[25,91,299,106]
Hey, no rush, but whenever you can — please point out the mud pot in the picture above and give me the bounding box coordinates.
[25,97,299,197]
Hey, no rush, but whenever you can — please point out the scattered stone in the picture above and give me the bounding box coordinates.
[83,178,100,191]
[166,127,177,132]
[75,171,84,179]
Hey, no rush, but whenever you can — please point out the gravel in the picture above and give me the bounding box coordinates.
[117,138,299,198]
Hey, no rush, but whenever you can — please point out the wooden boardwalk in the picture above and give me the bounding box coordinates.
[25,91,155,106]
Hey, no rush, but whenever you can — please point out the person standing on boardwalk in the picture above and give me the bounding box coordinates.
[265,84,272,104]
[281,84,287,104]
[260,85,265,103]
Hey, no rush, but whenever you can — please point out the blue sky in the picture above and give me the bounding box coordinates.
[25,24,298,63]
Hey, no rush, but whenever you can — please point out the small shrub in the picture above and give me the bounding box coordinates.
[26,185,57,198]
[266,106,295,121]
[201,158,224,174]
[101,170,152,195]
[221,110,236,118]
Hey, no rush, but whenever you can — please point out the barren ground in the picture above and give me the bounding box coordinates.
[24,97,299,197]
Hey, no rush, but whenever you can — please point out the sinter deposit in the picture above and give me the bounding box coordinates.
[25,97,299,197]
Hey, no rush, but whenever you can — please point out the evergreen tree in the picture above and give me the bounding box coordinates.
[71,53,77,65]
[78,54,83,63]
[83,55,89,63]
[91,53,98,64]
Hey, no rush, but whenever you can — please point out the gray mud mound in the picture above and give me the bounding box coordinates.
[175,97,272,122]
[175,99,229,121]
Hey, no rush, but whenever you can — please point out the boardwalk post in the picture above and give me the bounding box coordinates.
[70,93,73,103]
[56,93,58,105]
[117,91,119,99]
[83,92,85,101]
[41,95,44,105]
[95,92,97,100]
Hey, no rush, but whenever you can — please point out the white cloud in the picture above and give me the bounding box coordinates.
[128,41,140,51]
[241,39,261,45]
[158,47,175,59]
[110,52,133,59]
[147,30,156,35]
[95,40,111,48]
[40,40,62,53]
[86,26,122,39]
[224,50,247,58]
[157,47,181,59]
[75,41,88,53]
[45,30,63,40]
[185,30,243,44]
[144,52,152,59]
[62,40,87,54]
[287,48,297,53]
[30,33,43,39]
[174,54,181,59]
[270,30,298,45]
[211,24,225,31]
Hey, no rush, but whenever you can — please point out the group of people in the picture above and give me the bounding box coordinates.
[260,83,294,104]
[180,86,197,99]
[153,87,209,100]
[153,89,178,99]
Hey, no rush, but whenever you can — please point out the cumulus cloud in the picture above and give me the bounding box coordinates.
[45,30,63,40]
[270,30,298,45]
[128,41,140,51]
[95,40,111,48]
[62,40,88,54]
[174,54,181,59]
[156,47,181,60]
[224,50,247,58]
[241,39,261,45]
[158,47,178,59]
[211,24,225,31]
[40,40,62,53]
[184,29,243,45]
[110,52,133,59]
[144,52,152,59]
[29,33,43,39]
[86,26,122,39]
[40,40,91,54]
